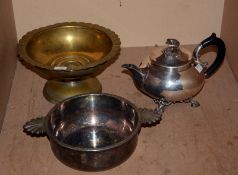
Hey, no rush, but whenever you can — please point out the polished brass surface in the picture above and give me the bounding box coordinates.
[43,78,102,104]
[18,22,121,103]
[18,22,121,72]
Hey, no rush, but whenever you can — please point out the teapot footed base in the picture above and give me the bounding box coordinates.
[140,97,200,127]
[152,97,200,115]
[183,98,200,108]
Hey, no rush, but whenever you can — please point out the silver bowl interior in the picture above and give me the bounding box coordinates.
[47,94,139,149]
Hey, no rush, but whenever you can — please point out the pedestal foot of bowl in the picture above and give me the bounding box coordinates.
[43,78,102,103]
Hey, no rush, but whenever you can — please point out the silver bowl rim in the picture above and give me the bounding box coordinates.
[18,22,121,72]
[46,93,141,152]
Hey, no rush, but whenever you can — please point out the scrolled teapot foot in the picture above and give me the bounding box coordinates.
[183,98,200,108]
[153,98,172,111]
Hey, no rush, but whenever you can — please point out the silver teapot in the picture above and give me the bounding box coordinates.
[122,34,225,115]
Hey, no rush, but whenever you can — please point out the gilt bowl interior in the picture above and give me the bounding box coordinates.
[47,93,140,150]
[18,22,120,71]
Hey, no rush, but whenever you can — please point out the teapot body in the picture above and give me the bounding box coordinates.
[141,65,205,101]
[123,33,225,104]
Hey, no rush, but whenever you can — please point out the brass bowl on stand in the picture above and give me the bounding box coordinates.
[18,22,121,103]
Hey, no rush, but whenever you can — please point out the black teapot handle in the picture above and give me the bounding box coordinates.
[193,33,226,78]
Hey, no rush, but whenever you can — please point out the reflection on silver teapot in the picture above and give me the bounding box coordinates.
[122,33,226,116]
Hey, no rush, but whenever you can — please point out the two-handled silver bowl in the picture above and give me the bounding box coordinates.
[23,93,161,171]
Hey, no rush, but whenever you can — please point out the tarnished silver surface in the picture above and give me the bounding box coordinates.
[122,34,226,117]
[122,37,205,102]
[193,43,203,62]
[166,38,180,47]
[23,93,160,171]
[48,94,139,150]
[122,63,205,102]
[23,117,46,135]
[138,108,161,125]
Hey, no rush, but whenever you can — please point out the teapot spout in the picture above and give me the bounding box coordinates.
[122,64,146,88]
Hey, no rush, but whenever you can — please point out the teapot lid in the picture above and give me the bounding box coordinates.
[152,39,191,69]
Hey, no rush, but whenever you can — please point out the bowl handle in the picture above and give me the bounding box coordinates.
[23,117,47,136]
[138,108,162,126]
